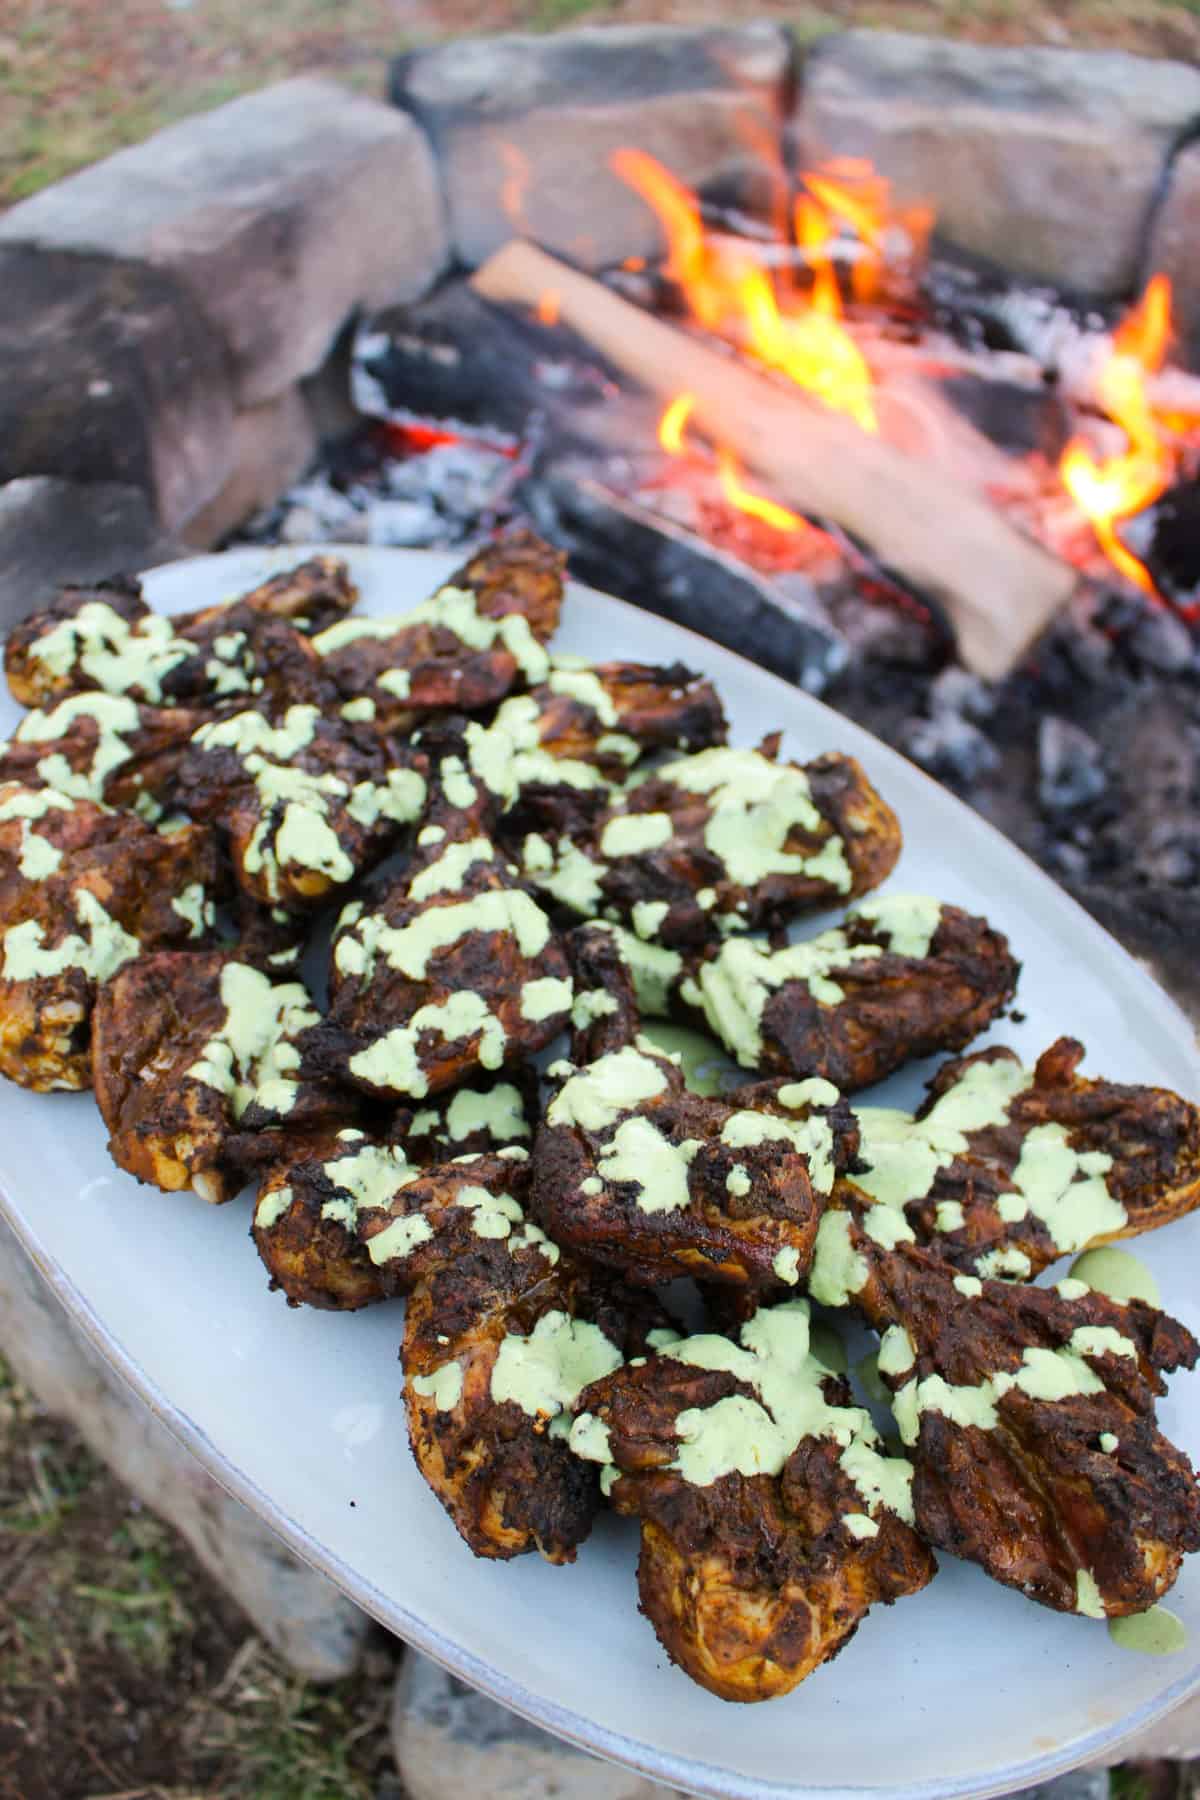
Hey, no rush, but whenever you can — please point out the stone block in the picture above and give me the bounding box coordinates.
[1145,143,1200,368]
[796,32,1200,296]
[391,24,794,270]
[0,477,182,629]
[181,387,318,549]
[391,1651,690,1800]
[0,245,233,532]
[0,78,449,405]
[0,1216,370,1682]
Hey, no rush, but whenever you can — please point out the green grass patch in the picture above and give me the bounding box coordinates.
[76,1516,194,1670]
[0,1435,98,1536]
[519,0,609,29]
[1109,1772,1153,1800]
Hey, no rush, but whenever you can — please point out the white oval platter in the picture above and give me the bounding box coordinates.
[1,545,1198,1800]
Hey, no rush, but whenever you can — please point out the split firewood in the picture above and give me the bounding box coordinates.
[473,240,1078,680]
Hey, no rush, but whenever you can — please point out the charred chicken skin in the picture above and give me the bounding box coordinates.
[677,894,1020,1093]
[852,1038,1200,1281]
[93,950,352,1203]
[175,555,358,638]
[175,703,427,910]
[312,530,565,730]
[532,1036,854,1289]
[575,740,901,948]
[435,658,725,869]
[809,1193,1200,1617]
[400,1179,672,1563]
[0,783,221,1090]
[303,772,572,1103]
[487,658,726,785]
[253,1093,535,1311]
[570,1300,936,1701]
[0,693,213,817]
[393,1074,536,1164]
[3,559,354,712]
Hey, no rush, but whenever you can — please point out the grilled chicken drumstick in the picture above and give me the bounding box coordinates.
[4,558,355,711]
[533,1035,853,1290]
[851,1038,1200,1281]
[809,1190,1200,1617]
[576,741,901,947]
[175,704,427,911]
[312,530,565,730]
[0,782,221,1090]
[93,950,351,1203]
[570,1299,936,1700]
[303,760,571,1103]
[401,1193,672,1564]
[253,1089,536,1310]
[677,894,1019,1092]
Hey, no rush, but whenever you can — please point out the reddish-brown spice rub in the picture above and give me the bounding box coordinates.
[831,1197,1200,1617]
[0,785,222,1091]
[313,530,566,730]
[93,950,351,1203]
[576,1342,935,1701]
[864,1039,1200,1278]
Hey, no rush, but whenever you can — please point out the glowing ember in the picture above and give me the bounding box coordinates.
[537,289,561,327]
[1060,274,1177,595]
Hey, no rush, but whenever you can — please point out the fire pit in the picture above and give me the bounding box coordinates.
[242,112,1200,1027]
[1,23,1198,1018]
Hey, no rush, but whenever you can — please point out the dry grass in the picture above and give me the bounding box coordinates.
[2,0,1200,210]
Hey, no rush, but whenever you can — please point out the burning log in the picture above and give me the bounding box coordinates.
[473,240,1077,678]
[527,460,852,693]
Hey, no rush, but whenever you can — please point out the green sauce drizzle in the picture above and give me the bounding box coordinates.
[1108,1608,1188,1655]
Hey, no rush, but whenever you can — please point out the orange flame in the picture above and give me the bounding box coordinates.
[716,450,808,534]
[1060,274,1176,594]
[611,147,879,435]
[611,149,724,329]
[537,289,561,327]
[803,158,932,304]
[658,392,695,455]
[655,392,810,537]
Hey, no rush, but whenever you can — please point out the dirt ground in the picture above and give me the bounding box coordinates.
[3,0,1200,209]
[0,1351,400,1800]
